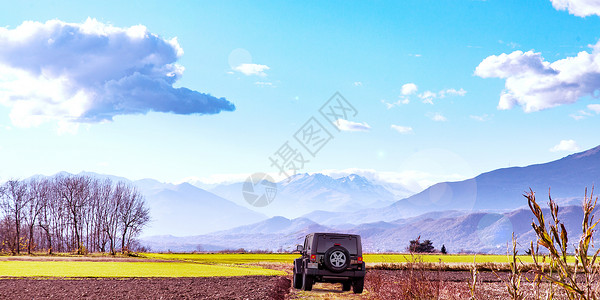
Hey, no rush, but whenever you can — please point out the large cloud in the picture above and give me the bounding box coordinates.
[551,0,600,17]
[475,46,600,112]
[0,18,235,127]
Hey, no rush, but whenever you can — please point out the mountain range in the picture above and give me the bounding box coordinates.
[209,173,398,218]
[41,144,600,253]
[140,145,600,253]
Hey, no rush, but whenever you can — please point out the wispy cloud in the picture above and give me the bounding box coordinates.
[390,125,413,134]
[336,119,371,132]
[0,18,235,129]
[353,81,363,86]
[550,139,580,152]
[381,98,409,109]
[470,114,492,122]
[429,113,447,122]
[498,40,520,49]
[254,81,274,87]
[588,104,600,113]
[419,88,466,104]
[233,63,270,76]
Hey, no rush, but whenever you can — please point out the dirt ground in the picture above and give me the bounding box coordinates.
[0,276,290,300]
[0,258,582,299]
[289,270,572,299]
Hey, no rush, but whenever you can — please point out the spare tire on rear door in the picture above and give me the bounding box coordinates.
[324,245,350,273]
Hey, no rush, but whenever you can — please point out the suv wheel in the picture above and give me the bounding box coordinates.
[324,246,350,273]
[302,272,313,291]
[352,277,364,294]
[292,265,302,289]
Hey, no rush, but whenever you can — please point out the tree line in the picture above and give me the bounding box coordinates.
[0,174,150,255]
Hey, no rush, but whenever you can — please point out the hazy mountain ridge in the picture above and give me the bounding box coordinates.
[209,173,399,218]
[141,205,593,254]
[141,145,600,253]
[34,144,600,253]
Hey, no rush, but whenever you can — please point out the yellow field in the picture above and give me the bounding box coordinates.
[142,252,299,264]
[0,252,567,278]
[0,260,285,277]
[143,252,557,265]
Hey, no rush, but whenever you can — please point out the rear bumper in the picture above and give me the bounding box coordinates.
[306,268,366,278]
[305,262,366,278]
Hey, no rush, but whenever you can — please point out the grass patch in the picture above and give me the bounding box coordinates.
[0,261,285,277]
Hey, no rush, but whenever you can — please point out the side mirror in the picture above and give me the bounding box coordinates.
[296,245,304,252]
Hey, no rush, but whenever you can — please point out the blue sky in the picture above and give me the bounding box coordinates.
[0,0,599,192]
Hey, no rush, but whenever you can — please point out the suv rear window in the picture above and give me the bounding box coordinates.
[316,235,358,255]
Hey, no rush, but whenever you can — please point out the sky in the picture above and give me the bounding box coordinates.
[0,0,600,192]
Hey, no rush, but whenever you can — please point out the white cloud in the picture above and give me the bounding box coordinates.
[336,119,371,132]
[353,81,363,86]
[381,97,410,109]
[419,88,466,104]
[550,139,581,152]
[401,83,418,95]
[588,104,600,113]
[430,113,447,122]
[233,63,270,76]
[390,125,413,134]
[419,91,437,104]
[475,46,600,112]
[551,0,600,17]
[439,88,467,98]
[0,19,235,129]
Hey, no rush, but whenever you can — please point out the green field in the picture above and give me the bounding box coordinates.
[143,253,553,265]
[142,253,299,264]
[0,260,285,277]
[0,253,569,278]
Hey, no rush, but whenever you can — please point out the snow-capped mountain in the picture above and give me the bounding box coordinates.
[208,173,398,218]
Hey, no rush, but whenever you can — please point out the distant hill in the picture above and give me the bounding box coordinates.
[140,205,590,254]
[303,145,600,224]
[137,180,268,236]
[388,144,600,215]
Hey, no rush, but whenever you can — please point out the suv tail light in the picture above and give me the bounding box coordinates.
[310,254,316,262]
[357,256,363,262]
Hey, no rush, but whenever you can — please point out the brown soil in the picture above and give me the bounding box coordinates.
[0,276,291,300]
[364,269,570,300]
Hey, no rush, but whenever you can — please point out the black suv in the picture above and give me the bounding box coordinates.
[292,232,365,293]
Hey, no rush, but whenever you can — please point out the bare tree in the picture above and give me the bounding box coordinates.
[118,185,150,253]
[56,175,92,254]
[0,174,150,255]
[0,180,29,254]
[23,178,51,254]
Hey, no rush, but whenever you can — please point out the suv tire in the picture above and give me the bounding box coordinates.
[352,277,364,294]
[292,266,302,289]
[324,246,350,273]
[342,280,352,291]
[302,272,313,291]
